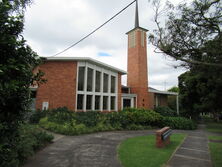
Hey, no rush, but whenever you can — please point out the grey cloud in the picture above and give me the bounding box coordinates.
[23,0,186,89]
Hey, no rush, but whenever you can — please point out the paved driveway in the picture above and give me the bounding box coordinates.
[24,130,155,167]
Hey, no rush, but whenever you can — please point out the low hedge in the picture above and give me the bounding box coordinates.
[161,117,197,130]
[38,107,196,135]
[154,106,177,117]
[104,108,162,128]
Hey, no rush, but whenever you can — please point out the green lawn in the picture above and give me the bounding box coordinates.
[206,121,222,133]
[118,134,186,167]
[208,136,222,141]
[208,136,222,167]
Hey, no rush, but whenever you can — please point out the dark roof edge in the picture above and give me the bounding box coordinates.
[126,27,148,34]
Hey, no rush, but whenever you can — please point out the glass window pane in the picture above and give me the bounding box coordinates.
[103,73,108,93]
[87,68,93,92]
[111,96,115,110]
[95,95,100,110]
[111,76,116,93]
[123,99,131,108]
[86,95,92,110]
[95,71,101,92]
[77,94,84,110]
[103,96,108,110]
[78,67,85,91]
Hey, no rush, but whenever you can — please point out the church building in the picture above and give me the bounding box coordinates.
[31,1,178,112]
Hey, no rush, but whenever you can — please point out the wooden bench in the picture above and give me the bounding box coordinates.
[156,127,172,148]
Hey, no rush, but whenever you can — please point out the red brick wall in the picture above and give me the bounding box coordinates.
[36,61,77,110]
[127,29,149,109]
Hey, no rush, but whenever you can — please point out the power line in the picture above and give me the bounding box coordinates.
[51,0,136,57]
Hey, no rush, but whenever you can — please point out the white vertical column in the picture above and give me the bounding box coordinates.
[83,64,88,111]
[75,63,79,111]
[115,75,118,111]
[92,68,96,110]
[100,71,104,111]
[131,98,134,108]
[107,74,111,111]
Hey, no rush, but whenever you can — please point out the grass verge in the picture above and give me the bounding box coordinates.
[118,134,186,167]
[208,136,222,167]
[208,136,222,141]
[206,121,222,133]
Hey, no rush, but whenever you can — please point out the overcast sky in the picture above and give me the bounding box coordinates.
[23,0,187,91]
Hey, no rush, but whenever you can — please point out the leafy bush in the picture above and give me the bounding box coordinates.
[154,106,177,117]
[120,108,163,127]
[47,107,75,124]
[0,124,53,167]
[161,117,197,130]
[29,109,48,124]
[17,124,53,164]
[75,111,101,127]
[39,107,196,136]
[40,117,89,135]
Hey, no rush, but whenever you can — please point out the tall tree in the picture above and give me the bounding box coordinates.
[150,0,222,67]
[0,1,43,166]
[149,0,222,118]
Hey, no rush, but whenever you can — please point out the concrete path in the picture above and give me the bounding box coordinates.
[167,125,212,167]
[23,130,155,167]
[24,125,215,167]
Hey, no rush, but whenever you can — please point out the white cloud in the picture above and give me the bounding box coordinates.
[23,0,187,91]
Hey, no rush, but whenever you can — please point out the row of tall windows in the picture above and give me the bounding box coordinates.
[77,65,117,111]
[77,94,116,110]
[78,67,116,93]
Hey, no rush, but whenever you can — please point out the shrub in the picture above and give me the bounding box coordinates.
[161,117,197,130]
[102,108,163,129]
[47,107,75,124]
[29,109,48,124]
[75,111,101,127]
[39,117,89,135]
[154,106,177,117]
[5,124,54,166]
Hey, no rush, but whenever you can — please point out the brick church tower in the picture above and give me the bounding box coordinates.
[126,0,149,108]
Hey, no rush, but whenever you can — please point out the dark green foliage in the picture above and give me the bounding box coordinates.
[75,111,101,127]
[47,107,74,124]
[150,0,222,119]
[167,95,177,111]
[39,108,163,135]
[168,86,179,93]
[179,64,222,119]
[161,117,197,130]
[103,108,163,128]
[0,1,45,166]
[150,0,222,67]
[0,124,53,167]
[39,107,196,135]
[40,117,88,135]
[29,109,48,124]
[17,124,53,164]
[154,106,177,117]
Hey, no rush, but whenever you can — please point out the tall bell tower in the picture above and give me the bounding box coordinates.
[126,0,149,108]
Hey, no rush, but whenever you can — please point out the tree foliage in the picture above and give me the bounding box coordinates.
[168,86,179,93]
[179,65,222,119]
[150,0,222,67]
[0,0,44,166]
[150,0,222,118]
